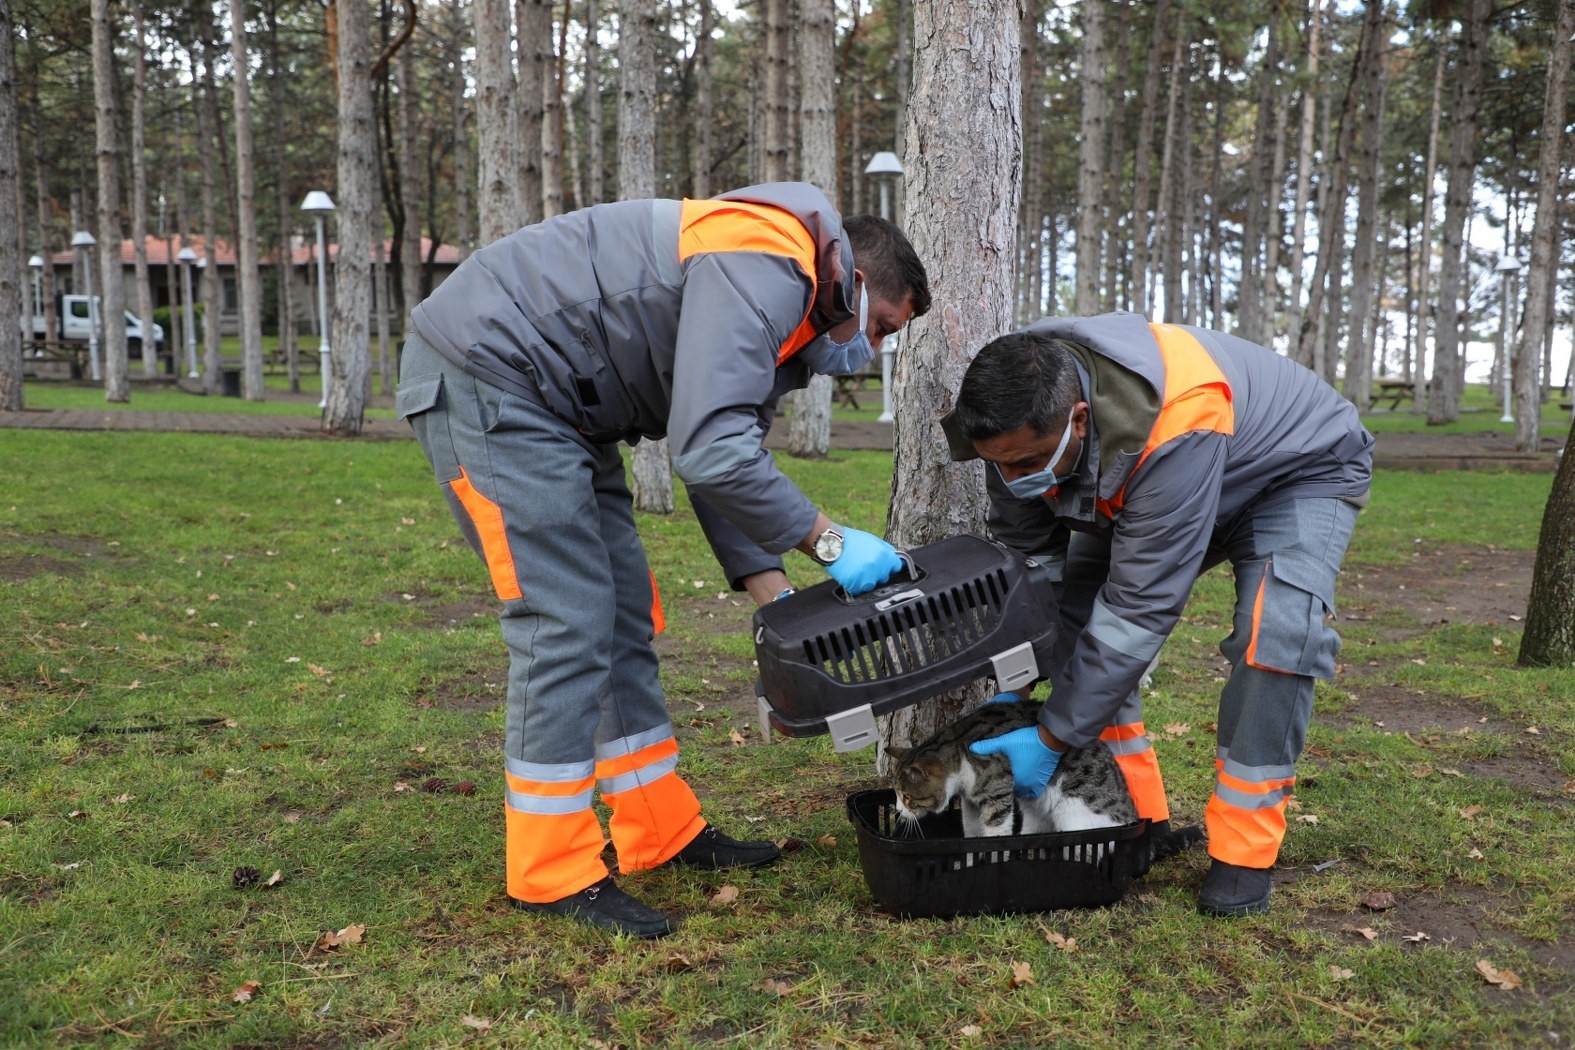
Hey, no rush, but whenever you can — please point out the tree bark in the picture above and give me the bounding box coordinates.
[1155,25,1188,323]
[586,0,604,205]
[761,0,792,182]
[266,0,299,391]
[1074,0,1106,316]
[1286,0,1321,363]
[1019,0,1044,323]
[191,16,224,396]
[1512,0,1572,453]
[542,1,567,217]
[1410,39,1445,411]
[892,0,910,224]
[1341,0,1390,409]
[1128,0,1170,317]
[784,0,836,459]
[1520,409,1575,664]
[516,0,549,224]
[449,3,473,256]
[1426,0,1491,425]
[323,0,375,435]
[620,0,673,512]
[1237,0,1279,343]
[0,0,20,411]
[1099,0,1133,312]
[91,0,129,402]
[881,0,1021,768]
[474,0,520,243]
[130,0,157,379]
[230,0,266,401]
[398,41,423,337]
[690,0,713,198]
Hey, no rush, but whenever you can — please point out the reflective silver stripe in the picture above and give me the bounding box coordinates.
[1086,598,1166,663]
[506,785,594,815]
[1221,757,1297,783]
[1212,782,1292,811]
[672,426,765,484]
[598,753,680,796]
[504,755,594,783]
[650,200,681,285]
[1103,735,1153,757]
[595,724,674,761]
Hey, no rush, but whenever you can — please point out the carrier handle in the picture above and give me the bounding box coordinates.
[834,550,924,607]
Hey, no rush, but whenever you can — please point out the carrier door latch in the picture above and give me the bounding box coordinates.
[825,704,879,752]
[990,641,1040,694]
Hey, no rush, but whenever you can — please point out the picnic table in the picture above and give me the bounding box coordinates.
[1368,378,1415,410]
[834,364,882,410]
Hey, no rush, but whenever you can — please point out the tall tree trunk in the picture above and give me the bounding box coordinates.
[1074,0,1106,315]
[398,42,422,335]
[881,0,1021,767]
[620,0,672,512]
[0,0,21,411]
[373,171,392,396]
[31,103,58,345]
[449,6,473,256]
[585,0,604,205]
[91,0,129,402]
[517,0,549,223]
[892,0,910,224]
[1128,0,1170,316]
[230,0,265,401]
[690,0,713,197]
[784,0,836,458]
[1155,26,1188,323]
[1520,412,1575,664]
[1238,0,1279,343]
[1512,0,1572,453]
[1207,62,1224,327]
[1100,0,1133,311]
[1341,0,1389,409]
[761,0,791,181]
[191,25,224,395]
[323,0,375,435]
[543,3,567,217]
[1286,0,1320,360]
[1410,39,1445,410]
[266,0,299,391]
[474,0,520,243]
[1426,0,1491,425]
[130,0,156,378]
[1019,0,1044,323]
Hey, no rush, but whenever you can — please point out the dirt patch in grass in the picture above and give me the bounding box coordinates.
[412,671,506,714]
[1343,543,1534,642]
[0,531,118,581]
[389,591,498,630]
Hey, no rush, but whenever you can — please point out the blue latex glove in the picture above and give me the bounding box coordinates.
[969,725,1063,798]
[825,527,904,595]
[984,692,1022,704]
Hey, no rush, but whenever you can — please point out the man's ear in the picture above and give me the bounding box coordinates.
[1072,402,1091,439]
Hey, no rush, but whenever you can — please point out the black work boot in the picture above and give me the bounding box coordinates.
[1197,859,1273,917]
[664,823,780,870]
[512,877,673,938]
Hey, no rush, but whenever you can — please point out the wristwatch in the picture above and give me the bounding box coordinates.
[811,524,844,566]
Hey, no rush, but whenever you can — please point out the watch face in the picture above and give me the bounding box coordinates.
[816,530,843,564]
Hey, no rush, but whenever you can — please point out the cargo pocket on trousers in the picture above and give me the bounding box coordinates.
[1244,548,1340,679]
[395,374,461,483]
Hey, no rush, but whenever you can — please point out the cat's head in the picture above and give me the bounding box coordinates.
[885,746,954,821]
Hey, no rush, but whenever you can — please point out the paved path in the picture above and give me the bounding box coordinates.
[0,398,1563,468]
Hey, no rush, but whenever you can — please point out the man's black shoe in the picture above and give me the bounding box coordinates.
[512,877,673,938]
[1197,859,1272,917]
[1150,819,1207,862]
[664,823,780,870]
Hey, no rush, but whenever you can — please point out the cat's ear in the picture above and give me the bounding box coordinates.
[884,746,904,761]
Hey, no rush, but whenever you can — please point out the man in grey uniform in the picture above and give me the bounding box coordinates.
[946,312,1372,916]
[396,183,929,937]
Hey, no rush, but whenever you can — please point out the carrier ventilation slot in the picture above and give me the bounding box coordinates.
[803,569,1010,683]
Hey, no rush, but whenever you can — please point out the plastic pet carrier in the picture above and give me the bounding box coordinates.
[753,534,1059,751]
[846,789,1153,917]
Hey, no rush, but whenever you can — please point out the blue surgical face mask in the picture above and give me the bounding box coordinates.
[797,286,874,376]
[996,420,1076,499]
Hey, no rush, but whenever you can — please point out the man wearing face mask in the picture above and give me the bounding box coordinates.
[942,313,1371,917]
[396,183,929,938]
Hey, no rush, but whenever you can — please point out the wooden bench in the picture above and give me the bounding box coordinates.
[834,364,882,410]
[1368,379,1415,411]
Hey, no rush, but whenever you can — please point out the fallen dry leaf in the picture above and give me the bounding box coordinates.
[66,810,87,821]
[1476,959,1523,991]
[1468,847,1486,861]
[816,834,837,848]
[1328,966,1355,981]
[1345,926,1379,941]
[1440,768,1463,778]
[1402,931,1432,943]
[1563,779,1575,795]
[710,885,740,906]
[663,953,696,972]
[1038,922,1078,951]
[1295,813,1319,824]
[1361,891,1396,911]
[264,869,284,888]
[759,977,796,996]
[1525,726,1540,735]
[231,979,262,1003]
[460,1014,492,1032]
[1009,961,1034,988]
[728,728,747,747]
[112,793,133,805]
[316,924,366,951]
[1458,805,1483,821]
[961,1024,983,1037]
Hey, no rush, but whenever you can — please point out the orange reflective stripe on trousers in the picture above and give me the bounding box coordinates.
[1099,722,1170,823]
[503,757,607,903]
[1205,754,1296,868]
[595,727,705,873]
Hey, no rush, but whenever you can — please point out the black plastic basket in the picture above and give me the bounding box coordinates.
[845,789,1153,918]
[754,535,1059,751]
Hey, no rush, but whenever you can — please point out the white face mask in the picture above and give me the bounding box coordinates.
[995,421,1076,499]
[797,286,874,377]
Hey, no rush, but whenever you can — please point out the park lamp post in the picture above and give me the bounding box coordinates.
[864,150,904,424]
[300,190,336,409]
[71,231,102,382]
[177,247,199,377]
[26,254,43,339]
[1495,254,1521,424]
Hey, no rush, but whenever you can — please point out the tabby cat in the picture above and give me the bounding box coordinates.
[886,699,1138,838]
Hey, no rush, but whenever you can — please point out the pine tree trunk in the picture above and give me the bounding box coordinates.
[619,0,673,513]
[91,0,129,402]
[1237,0,1279,343]
[323,0,375,436]
[1128,0,1170,316]
[1411,41,1444,411]
[586,0,604,205]
[690,0,713,198]
[449,6,473,256]
[892,0,910,223]
[783,0,836,459]
[542,1,566,218]
[1520,410,1575,665]
[1286,2,1321,364]
[1512,0,1573,453]
[1100,0,1133,312]
[1019,0,1044,323]
[1074,0,1106,316]
[516,0,549,224]
[398,44,423,335]
[1426,0,1491,426]
[31,107,58,346]
[230,0,266,401]
[1155,26,1188,323]
[130,0,157,379]
[191,26,224,396]
[761,0,791,182]
[474,0,520,243]
[0,0,20,411]
[266,0,299,391]
[1341,0,1389,409]
[880,0,1021,769]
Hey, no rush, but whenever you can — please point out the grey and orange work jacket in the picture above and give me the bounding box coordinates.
[411,183,859,586]
[943,312,1374,749]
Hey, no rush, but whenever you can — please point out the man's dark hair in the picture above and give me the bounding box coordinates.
[844,215,931,317]
[953,332,1081,441]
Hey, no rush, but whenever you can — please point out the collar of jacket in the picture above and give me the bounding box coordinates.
[714,182,857,330]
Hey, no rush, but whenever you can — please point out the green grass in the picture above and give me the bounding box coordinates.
[1,432,1571,1047]
[1359,380,1574,439]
